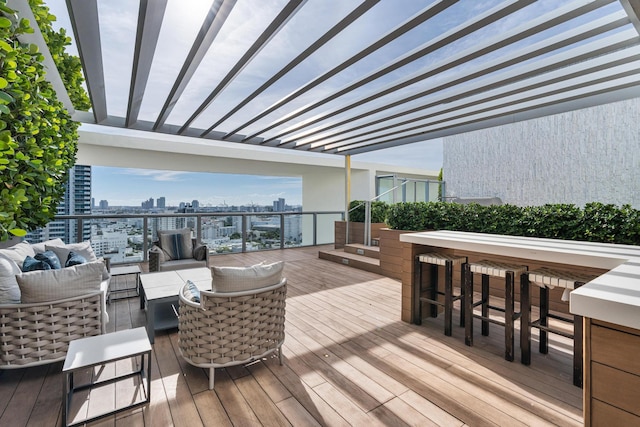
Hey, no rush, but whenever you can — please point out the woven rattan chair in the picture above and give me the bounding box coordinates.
[177,278,287,390]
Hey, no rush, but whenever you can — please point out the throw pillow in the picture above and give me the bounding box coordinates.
[46,241,98,265]
[158,229,193,260]
[65,251,87,267]
[22,256,52,272]
[0,254,21,304]
[0,241,36,267]
[17,261,104,303]
[181,280,201,303]
[34,250,62,270]
[30,238,65,254]
[211,261,284,292]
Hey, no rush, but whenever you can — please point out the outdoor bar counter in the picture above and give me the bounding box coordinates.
[399,230,640,426]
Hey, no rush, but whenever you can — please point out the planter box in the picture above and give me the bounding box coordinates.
[334,221,386,249]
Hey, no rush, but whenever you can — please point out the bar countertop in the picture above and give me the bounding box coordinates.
[399,230,640,330]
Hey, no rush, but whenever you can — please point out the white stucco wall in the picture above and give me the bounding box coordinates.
[443,97,640,208]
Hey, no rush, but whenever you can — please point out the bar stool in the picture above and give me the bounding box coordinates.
[520,267,597,388]
[464,260,527,361]
[413,253,467,336]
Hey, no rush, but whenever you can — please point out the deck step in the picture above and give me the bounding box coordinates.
[318,248,382,275]
[344,243,380,259]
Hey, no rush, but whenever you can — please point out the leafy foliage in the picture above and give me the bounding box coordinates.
[0,0,79,241]
[386,201,640,245]
[28,0,90,110]
[348,200,389,223]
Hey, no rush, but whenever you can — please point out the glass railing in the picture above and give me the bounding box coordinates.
[40,211,343,265]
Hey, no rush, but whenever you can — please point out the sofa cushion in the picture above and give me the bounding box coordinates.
[34,250,62,270]
[30,238,65,254]
[211,261,284,292]
[0,254,21,304]
[22,256,52,272]
[17,261,104,303]
[0,241,35,266]
[46,241,97,264]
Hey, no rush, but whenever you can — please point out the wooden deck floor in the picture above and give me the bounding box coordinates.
[0,245,583,426]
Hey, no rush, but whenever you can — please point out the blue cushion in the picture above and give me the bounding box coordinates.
[22,256,52,272]
[182,280,200,303]
[65,251,87,267]
[159,229,193,260]
[34,250,62,270]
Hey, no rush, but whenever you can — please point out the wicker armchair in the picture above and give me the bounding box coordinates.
[149,237,208,272]
[0,291,105,368]
[177,278,287,389]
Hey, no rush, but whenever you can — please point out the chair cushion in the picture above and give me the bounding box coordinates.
[211,261,284,292]
[159,229,193,260]
[16,261,104,303]
[159,258,206,271]
[0,254,21,304]
[30,238,64,254]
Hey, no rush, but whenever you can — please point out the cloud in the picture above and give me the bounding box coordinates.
[121,169,189,182]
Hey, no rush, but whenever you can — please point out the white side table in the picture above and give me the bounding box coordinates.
[109,264,142,302]
[62,327,151,427]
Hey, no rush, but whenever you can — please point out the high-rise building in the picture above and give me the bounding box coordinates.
[99,200,109,209]
[191,200,199,210]
[141,197,154,209]
[157,196,166,209]
[26,164,92,243]
[273,198,285,212]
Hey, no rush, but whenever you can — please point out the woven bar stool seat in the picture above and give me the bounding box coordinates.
[520,267,598,387]
[413,253,467,336]
[464,260,527,361]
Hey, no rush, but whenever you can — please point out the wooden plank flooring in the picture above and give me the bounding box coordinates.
[0,245,583,426]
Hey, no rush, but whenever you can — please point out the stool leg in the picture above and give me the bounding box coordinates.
[539,286,549,354]
[413,257,422,325]
[573,281,585,388]
[520,273,531,365]
[464,264,473,347]
[429,263,439,318]
[444,260,453,336]
[459,262,466,328]
[481,274,490,336]
[505,271,515,362]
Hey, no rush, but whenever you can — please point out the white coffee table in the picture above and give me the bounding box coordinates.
[62,327,151,427]
[139,267,211,343]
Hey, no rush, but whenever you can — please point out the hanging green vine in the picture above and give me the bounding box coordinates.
[0,0,80,241]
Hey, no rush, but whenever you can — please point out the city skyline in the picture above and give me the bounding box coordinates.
[90,138,443,208]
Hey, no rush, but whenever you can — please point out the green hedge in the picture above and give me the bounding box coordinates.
[387,201,640,245]
[348,200,389,223]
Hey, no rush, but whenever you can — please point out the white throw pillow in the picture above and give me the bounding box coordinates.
[16,261,104,303]
[30,238,65,254]
[0,254,21,304]
[0,241,35,266]
[211,261,284,292]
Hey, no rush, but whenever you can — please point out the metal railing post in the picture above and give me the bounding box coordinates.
[313,213,317,246]
[364,201,371,246]
[143,216,149,262]
[280,214,285,249]
[242,214,247,253]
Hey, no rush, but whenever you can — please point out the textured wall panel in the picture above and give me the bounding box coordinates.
[443,98,640,208]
